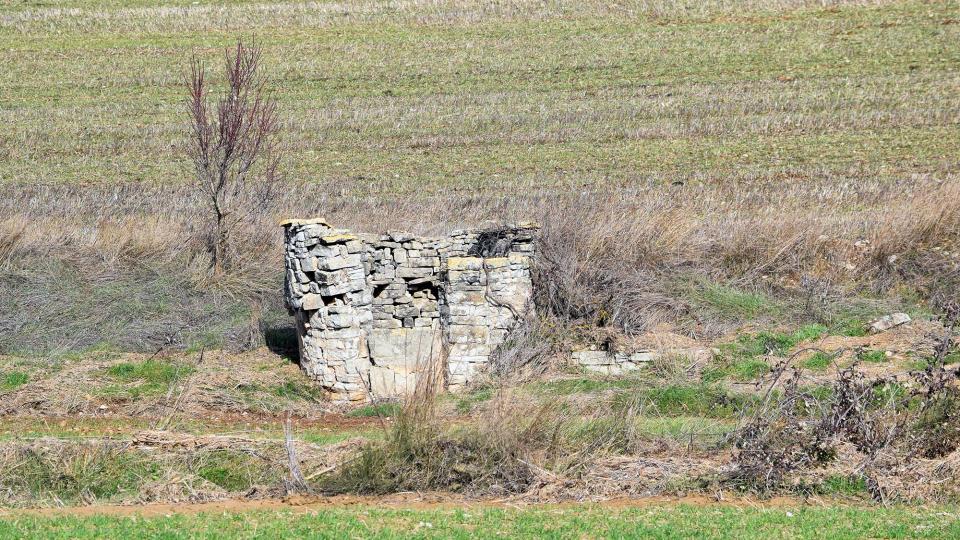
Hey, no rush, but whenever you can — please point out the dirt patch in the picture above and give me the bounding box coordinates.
[4,492,851,518]
[797,319,943,360]
[623,329,703,350]
[530,452,732,502]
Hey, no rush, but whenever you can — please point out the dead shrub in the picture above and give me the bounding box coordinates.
[908,310,960,459]
[185,38,282,276]
[649,352,699,383]
[487,315,555,380]
[318,386,541,495]
[734,336,959,497]
[532,196,697,335]
[733,366,839,490]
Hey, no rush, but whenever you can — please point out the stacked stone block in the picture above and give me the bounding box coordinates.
[571,347,712,375]
[283,218,373,401]
[282,218,537,401]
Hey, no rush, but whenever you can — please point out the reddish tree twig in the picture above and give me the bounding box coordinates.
[186,38,281,275]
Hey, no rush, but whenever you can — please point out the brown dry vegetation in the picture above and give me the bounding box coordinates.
[0,316,956,507]
[1,0,960,519]
[2,174,958,351]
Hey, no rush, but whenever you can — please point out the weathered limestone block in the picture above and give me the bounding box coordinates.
[372,318,402,329]
[318,254,362,271]
[396,267,434,279]
[447,324,489,344]
[370,366,418,397]
[368,327,439,369]
[571,348,708,375]
[571,350,612,366]
[301,293,324,311]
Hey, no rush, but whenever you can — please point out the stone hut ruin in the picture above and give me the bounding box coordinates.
[282,218,537,401]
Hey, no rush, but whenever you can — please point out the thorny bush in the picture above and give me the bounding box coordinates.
[734,306,960,497]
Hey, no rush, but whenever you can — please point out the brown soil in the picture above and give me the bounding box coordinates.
[800,319,943,360]
[4,493,848,518]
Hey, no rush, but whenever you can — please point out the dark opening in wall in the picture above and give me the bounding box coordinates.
[469,227,514,257]
[372,282,390,298]
[407,278,438,296]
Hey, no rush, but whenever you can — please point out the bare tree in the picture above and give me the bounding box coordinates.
[186,38,281,275]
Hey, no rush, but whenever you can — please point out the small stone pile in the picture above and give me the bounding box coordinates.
[283,218,537,401]
[571,350,657,376]
[571,347,712,375]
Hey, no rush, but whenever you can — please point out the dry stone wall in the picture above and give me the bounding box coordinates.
[282,218,537,401]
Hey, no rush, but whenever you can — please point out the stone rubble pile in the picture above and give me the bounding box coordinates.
[571,350,657,376]
[283,218,537,401]
[571,347,712,376]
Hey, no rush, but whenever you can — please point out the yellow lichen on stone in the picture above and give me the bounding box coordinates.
[447,257,484,270]
[320,233,357,244]
[483,257,510,268]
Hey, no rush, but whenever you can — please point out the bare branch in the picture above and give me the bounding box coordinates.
[183,38,282,275]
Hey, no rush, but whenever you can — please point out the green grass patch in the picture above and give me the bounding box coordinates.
[831,318,869,337]
[732,359,769,381]
[0,370,29,390]
[567,415,731,452]
[535,376,645,396]
[804,352,835,371]
[532,377,757,417]
[3,503,960,539]
[818,475,869,497]
[273,380,325,402]
[860,350,888,363]
[101,358,193,399]
[697,283,778,321]
[902,351,960,371]
[193,449,277,492]
[347,402,402,418]
[624,383,755,419]
[106,359,188,384]
[700,365,730,384]
[454,386,494,414]
[300,429,380,446]
[719,325,828,363]
[712,324,830,379]
[790,324,831,345]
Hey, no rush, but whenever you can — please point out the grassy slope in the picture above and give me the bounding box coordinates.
[0,1,957,193]
[1,504,958,539]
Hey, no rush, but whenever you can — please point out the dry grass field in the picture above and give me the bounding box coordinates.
[2,0,958,352]
[1,0,960,537]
